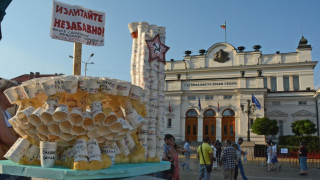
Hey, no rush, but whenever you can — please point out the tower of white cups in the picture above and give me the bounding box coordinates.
[128,22,166,160]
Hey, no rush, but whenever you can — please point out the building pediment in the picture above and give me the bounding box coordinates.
[266,110,288,117]
[291,110,314,117]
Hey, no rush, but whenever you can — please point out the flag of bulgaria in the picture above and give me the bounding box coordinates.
[220,24,226,29]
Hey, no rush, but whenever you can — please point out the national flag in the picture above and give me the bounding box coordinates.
[220,24,226,29]
[198,96,202,111]
[252,94,261,110]
[168,101,172,112]
[217,101,220,112]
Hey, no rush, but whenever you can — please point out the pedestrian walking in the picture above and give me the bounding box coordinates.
[271,141,281,170]
[266,141,274,172]
[182,140,191,170]
[214,140,222,163]
[298,142,308,176]
[219,140,237,180]
[210,141,217,170]
[197,137,214,180]
[156,134,175,179]
[235,138,248,180]
[232,143,241,180]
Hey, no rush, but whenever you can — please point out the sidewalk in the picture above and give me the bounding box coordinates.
[179,159,320,180]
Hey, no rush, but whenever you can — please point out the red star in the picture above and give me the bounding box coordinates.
[145,34,170,64]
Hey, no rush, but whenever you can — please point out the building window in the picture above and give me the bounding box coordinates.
[298,101,307,105]
[279,120,283,136]
[293,75,299,91]
[224,95,232,99]
[263,77,268,88]
[272,101,281,106]
[249,118,254,128]
[205,95,214,100]
[186,109,198,117]
[222,109,235,116]
[271,77,277,92]
[204,109,216,117]
[283,76,289,91]
[187,96,196,101]
[167,118,172,128]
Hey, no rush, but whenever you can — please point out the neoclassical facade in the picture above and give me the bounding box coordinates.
[164,36,319,144]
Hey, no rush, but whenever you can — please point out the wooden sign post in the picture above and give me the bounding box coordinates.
[73,42,82,75]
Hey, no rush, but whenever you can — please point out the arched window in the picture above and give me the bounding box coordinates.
[204,109,216,117]
[222,109,235,116]
[186,109,198,117]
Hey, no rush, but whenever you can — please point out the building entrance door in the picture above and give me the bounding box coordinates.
[185,109,198,141]
[203,109,216,142]
[221,109,235,142]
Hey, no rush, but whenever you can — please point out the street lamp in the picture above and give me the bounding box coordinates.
[69,53,94,76]
[240,99,256,141]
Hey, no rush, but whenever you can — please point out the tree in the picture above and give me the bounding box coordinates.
[251,117,279,142]
[291,119,316,136]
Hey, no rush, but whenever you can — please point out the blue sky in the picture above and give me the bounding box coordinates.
[1,0,319,88]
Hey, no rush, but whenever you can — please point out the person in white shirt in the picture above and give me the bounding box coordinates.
[271,141,281,170]
[182,140,191,170]
[210,141,217,170]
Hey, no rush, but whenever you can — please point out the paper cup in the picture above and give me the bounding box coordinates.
[13,126,27,137]
[54,77,65,93]
[64,76,78,94]
[100,78,117,95]
[37,133,49,141]
[127,113,145,128]
[87,77,100,94]
[36,124,49,136]
[92,110,105,126]
[74,139,88,156]
[82,112,95,130]
[48,135,60,142]
[3,87,19,103]
[116,139,130,156]
[106,133,117,141]
[96,136,106,144]
[48,123,60,136]
[28,107,44,127]
[97,126,111,136]
[15,86,28,100]
[129,85,142,100]
[76,76,88,91]
[17,106,35,125]
[53,104,69,123]
[124,135,135,150]
[101,145,116,166]
[104,112,117,125]
[22,80,38,99]
[8,116,18,128]
[87,139,101,155]
[110,121,122,133]
[116,81,131,96]
[40,78,56,96]
[24,145,40,162]
[59,120,72,133]
[40,141,57,168]
[60,133,74,141]
[87,128,98,139]
[69,107,83,126]
[117,118,133,132]
[71,126,86,135]
[4,138,31,163]
[40,107,55,126]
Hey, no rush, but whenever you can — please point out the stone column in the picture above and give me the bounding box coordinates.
[216,116,222,141]
[197,117,203,142]
[289,75,294,91]
[181,116,186,141]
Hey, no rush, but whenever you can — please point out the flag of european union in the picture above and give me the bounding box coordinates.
[198,96,202,111]
[252,94,261,110]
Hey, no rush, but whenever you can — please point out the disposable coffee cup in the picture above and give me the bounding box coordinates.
[53,104,69,123]
[110,121,122,133]
[104,112,117,126]
[87,128,98,139]
[17,106,35,125]
[28,107,44,127]
[100,78,117,95]
[88,139,101,156]
[74,139,88,156]
[64,76,78,94]
[101,145,116,166]
[97,126,111,136]
[40,141,57,168]
[116,81,131,96]
[86,77,100,94]
[3,87,19,103]
[129,85,142,100]
[22,80,37,99]
[92,110,105,126]
[82,112,95,130]
[59,120,72,133]
[15,86,28,100]
[4,138,30,163]
[40,78,56,96]
[54,77,65,93]
[40,106,55,126]
[69,107,83,126]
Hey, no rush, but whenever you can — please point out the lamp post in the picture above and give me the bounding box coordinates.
[240,99,256,141]
[69,53,94,76]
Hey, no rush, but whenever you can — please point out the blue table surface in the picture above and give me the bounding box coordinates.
[0,160,170,180]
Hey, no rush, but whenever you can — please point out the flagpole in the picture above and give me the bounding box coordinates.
[225,21,227,43]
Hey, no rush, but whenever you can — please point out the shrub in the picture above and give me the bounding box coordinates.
[279,135,319,152]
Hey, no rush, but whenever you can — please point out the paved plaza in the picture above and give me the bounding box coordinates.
[179,156,320,180]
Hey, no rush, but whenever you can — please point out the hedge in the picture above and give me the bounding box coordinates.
[279,135,320,152]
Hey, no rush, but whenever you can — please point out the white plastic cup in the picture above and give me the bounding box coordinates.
[28,107,44,127]
[17,106,35,125]
[82,112,95,130]
[40,141,57,168]
[116,81,131,96]
[74,139,88,156]
[86,77,100,94]
[64,76,78,94]
[3,87,19,103]
[48,123,60,136]
[97,126,111,136]
[129,85,142,100]
[104,112,117,126]
[116,139,130,156]
[4,138,31,163]
[124,135,135,150]
[101,145,116,166]
[53,104,69,123]
[36,124,49,136]
[60,133,74,141]
[15,86,28,100]
[40,78,56,96]
[59,120,72,133]
[88,139,101,156]
[110,121,122,133]
[87,128,98,139]
[54,77,65,93]
[70,126,86,136]
[24,145,40,162]
[40,106,55,126]
[22,80,38,99]
[69,107,83,126]
[100,78,117,95]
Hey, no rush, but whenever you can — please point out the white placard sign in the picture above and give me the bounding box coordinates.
[182,79,238,90]
[281,148,288,154]
[50,0,106,46]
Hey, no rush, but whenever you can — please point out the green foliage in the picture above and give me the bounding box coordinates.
[291,119,317,136]
[252,117,279,136]
[279,135,319,152]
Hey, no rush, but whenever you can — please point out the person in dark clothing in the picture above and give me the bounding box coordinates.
[298,142,308,176]
[214,140,222,163]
